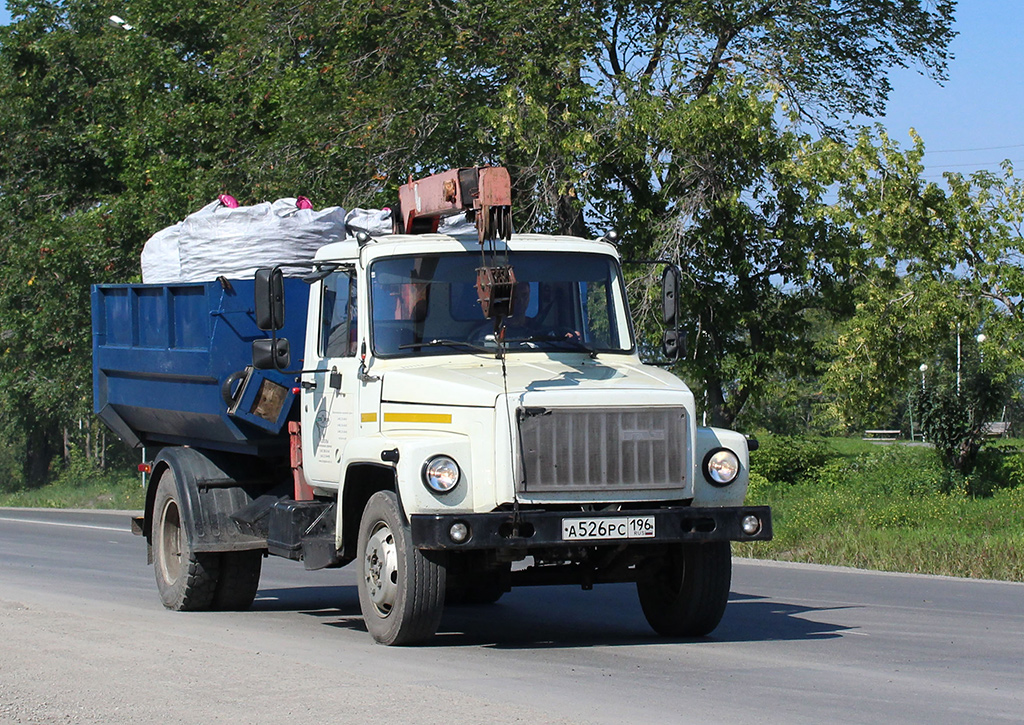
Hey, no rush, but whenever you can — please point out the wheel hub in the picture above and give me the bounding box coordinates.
[364,521,398,617]
[158,499,183,584]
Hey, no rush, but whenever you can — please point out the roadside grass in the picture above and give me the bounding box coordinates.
[736,436,1024,582]
[0,464,145,510]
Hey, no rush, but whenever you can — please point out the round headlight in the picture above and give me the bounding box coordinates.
[704,448,740,486]
[423,455,460,493]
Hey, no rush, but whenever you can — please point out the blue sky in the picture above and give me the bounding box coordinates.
[1,2,1020,181]
[880,1,1024,179]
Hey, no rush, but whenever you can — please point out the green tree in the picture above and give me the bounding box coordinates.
[0,0,503,482]
[823,131,1023,439]
[536,1,956,426]
[0,0,959,481]
[914,361,1012,478]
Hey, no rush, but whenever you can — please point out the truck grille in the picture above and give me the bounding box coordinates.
[516,406,687,493]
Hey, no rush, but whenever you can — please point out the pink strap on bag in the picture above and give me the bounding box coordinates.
[296,196,313,210]
[218,194,239,208]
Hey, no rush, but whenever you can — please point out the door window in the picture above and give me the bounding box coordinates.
[321,270,357,358]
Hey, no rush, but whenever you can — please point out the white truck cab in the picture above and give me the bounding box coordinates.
[270,227,770,644]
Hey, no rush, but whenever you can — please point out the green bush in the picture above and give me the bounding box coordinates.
[856,445,949,497]
[0,443,144,509]
[50,445,105,488]
[737,437,1024,581]
[0,443,24,494]
[745,470,788,502]
[0,459,143,509]
[969,444,1024,497]
[749,434,834,485]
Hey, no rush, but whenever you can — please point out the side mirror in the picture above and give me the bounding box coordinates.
[662,329,686,361]
[255,267,285,331]
[252,338,291,370]
[661,265,685,361]
[661,265,680,325]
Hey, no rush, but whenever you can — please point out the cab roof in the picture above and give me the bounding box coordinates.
[313,232,621,264]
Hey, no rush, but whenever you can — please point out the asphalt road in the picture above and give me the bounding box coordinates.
[0,508,1021,724]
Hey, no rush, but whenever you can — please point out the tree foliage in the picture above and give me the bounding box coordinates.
[0,0,959,481]
[565,1,956,426]
[822,130,1022,437]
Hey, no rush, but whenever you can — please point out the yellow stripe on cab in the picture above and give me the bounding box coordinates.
[382,412,453,424]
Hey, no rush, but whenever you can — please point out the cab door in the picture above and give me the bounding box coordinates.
[301,269,361,488]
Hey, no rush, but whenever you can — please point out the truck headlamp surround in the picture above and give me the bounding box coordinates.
[422,455,461,493]
[703,448,740,486]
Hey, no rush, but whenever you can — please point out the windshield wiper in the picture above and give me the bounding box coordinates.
[398,339,492,354]
[503,335,599,358]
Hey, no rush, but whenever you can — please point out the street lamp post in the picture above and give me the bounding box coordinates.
[956,328,962,394]
[916,363,928,442]
[909,392,915,443]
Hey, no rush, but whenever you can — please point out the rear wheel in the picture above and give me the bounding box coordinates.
[357,491,446,645]
[152,469,220,611]
[637,542,731,637]
[213,550,263,611]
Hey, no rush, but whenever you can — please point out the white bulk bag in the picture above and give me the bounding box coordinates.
[177,198,347,282]
[439,212,478,236]
[141,197,348,283]
[343,208,478,238]
[345,207,394,236]
[140,222,183,284]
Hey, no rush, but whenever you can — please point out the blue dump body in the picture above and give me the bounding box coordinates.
[92,278,309,457]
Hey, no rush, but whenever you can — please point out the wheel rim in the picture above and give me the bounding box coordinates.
[364,520,399,617]
[158,497,183,585]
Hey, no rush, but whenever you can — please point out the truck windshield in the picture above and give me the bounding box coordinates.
[369,252,632,357]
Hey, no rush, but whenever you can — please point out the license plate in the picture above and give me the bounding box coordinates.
[561,515,656,541]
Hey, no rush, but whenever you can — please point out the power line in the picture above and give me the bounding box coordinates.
[925,158,1021,169]
[921,161,1021,179]
[924,143,1024,155]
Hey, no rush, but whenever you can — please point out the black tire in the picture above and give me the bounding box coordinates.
[637,542,732,637]
[459,579,506,606]
[446,563,509,606]
[152,469,220,611]
[356,491,446,645]
[212,550,263,611]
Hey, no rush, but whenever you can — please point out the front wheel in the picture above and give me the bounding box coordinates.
[636,542,732,637]
[356,491,446,645]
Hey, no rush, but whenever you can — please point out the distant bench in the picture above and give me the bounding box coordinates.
[863,429,901,441]
[983,421,1011,437]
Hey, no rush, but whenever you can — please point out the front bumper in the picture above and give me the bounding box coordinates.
[410,505,772,551]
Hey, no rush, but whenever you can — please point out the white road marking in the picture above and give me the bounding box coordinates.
[0,516,128,534]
